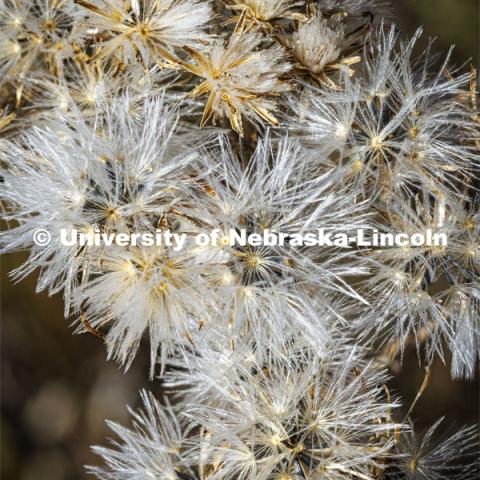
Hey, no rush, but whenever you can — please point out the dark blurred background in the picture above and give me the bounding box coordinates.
[392,0,479,67]
[1,2,479,479]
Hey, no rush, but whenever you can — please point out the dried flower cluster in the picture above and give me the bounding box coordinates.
[1,0,479,478]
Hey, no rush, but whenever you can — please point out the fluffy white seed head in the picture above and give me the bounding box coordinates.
[290,13,345,73]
